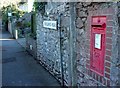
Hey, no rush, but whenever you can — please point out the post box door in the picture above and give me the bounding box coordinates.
[91,32,105,75]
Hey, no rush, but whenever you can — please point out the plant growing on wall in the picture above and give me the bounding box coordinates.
[16,21,22,27]
[24,22,31,28]
[31,12,36,39]
[33,1,47,15]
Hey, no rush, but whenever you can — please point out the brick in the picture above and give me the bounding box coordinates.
[105,56,111,62]
[95,73,98,80]
[105,61,111,68]
[103,7,115,15]
[85,44,90,48]
[94,73,99,81]
[106,50,112,56]
[88,69,90,75]
[86,39,90,44]
[103,78,106,86]
[105,73,110,79]
[106,32,112,38]
[107,79,110,86]
[88,11,92,16]
[106,44,112,50]
[100,76,103,83]
[107,21,114,27]
[102,8,110,15]
[87,34,90,39]
[93,72,95,79]
[106,27,112,33]
[86,68,89,74]
[92,10,98,16]
[106,38,112,44]
[86,59,90,63]
[90,70,92,76]
[86,64,90,69]
[98,75,100,82]
[107,15,113,21]
[105,67,110,73]
[108,8,115,15]
[96,10,103,16]
[85,50,90,55]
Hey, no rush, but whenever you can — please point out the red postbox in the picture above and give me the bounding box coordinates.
[90,16,106,76]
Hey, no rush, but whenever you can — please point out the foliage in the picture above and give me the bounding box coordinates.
[1,6,9,23]
[30,12,36,40]
[16,21,31,29]
[23,22,31,28]
[16,21,22,27]
[33,1,47,15]
[27,32,37,40]
[18,2,26,5]
[1,4,25,25]
[31,12,35,33]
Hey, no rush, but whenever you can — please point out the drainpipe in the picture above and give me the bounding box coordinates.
[69,2,77,87]
[57,13,64,87]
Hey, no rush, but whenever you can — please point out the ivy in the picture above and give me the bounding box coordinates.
[33,2,47,15]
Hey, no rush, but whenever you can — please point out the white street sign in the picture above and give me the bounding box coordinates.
[43,21,57,29]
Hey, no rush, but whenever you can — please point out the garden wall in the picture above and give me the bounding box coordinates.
[36,2,71,85]
[36,2,120,87]
[76,2,120,86]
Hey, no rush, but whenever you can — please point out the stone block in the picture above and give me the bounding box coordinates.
[78,11,88,17]
[76,3,82,9]
[61,16,70,27]
[76,18,84,28]
[82,2,92,7]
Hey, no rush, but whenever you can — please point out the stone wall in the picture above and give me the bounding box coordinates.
[23,12,37,58]
[76,2,120,86]
[117,2,120,85]
[26,37,37,58]
[36,2,71,85]
[36,2,120,87]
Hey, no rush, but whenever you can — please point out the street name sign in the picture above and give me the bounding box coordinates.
[43,21,57,29]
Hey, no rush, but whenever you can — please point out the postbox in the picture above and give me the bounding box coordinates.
[90,16,106,76]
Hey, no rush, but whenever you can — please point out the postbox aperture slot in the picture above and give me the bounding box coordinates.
[92,25,102,27]
[92,23,106,28]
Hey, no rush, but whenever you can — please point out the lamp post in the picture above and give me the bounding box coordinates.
[8,7,12,22]
[7,4,13,36]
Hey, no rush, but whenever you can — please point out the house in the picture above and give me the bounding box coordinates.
[18,0,34,13]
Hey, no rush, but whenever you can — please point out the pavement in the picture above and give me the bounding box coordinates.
[1,30,61,87]
[0,30,2,87]
[16,38,26,49]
